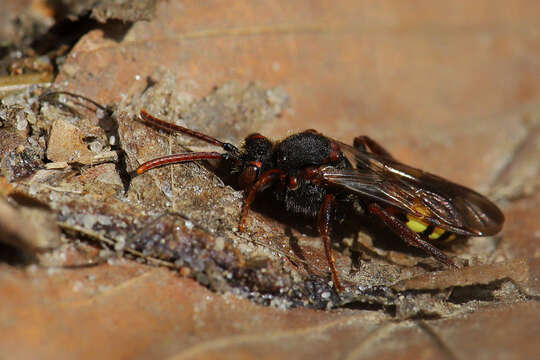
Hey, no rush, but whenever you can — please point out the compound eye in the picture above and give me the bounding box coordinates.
[238,161,261,188]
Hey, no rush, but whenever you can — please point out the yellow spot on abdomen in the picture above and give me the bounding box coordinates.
[443,234,457,243]
[428,227,446,240]
[406,214,428,233]
[406,214,451,241]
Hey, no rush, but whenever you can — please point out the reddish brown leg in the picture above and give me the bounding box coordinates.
[317,194,345,292]
[367,203,457,268]
[136,152,226,174]
[354,135,394,159]
[238,169,286,232]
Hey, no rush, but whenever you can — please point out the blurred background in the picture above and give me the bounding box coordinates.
[0,1,539,359]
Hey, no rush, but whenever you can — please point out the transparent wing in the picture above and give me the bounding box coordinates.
[322,141,504,235]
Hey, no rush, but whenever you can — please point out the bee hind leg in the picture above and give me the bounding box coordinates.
[367,203,457,268]
[353,136,394,159]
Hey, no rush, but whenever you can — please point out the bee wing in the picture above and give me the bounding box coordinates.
[322,142,504,236]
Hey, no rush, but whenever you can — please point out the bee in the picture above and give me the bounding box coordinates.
[135,110,505,292]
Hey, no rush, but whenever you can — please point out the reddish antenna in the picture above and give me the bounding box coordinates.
[135,110,239,174]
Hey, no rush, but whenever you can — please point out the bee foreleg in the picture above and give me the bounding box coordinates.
[238,169,286,232]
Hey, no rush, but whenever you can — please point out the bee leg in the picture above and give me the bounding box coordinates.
[238,169,286,232]
[367,203,457,268]
[354,136,394,159]
[317,194,345,292]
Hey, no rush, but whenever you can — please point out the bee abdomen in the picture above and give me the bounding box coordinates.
[405,214,455,241]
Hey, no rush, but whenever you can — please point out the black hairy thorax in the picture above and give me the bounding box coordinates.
[269,131,353,218]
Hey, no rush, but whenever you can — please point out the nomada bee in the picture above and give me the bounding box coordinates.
[135,110,504,292]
